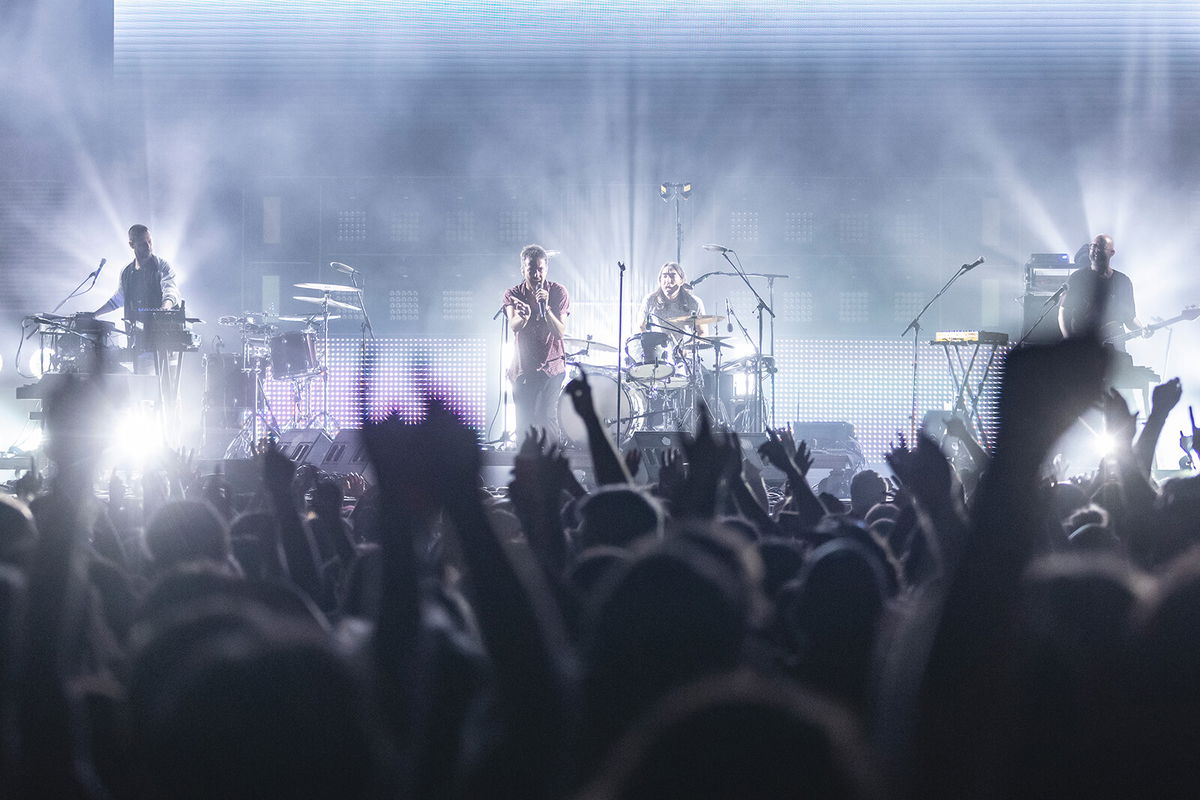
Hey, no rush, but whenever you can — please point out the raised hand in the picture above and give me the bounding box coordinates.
[259,438,297,499]
[1151,377,1183,416]
[677,406,739,517]
[757,428,798,476]
[1191,406,1200,458]
[656,448,686,500]
[997,337,1107,452]
[793,438,815,477]
[565,372,596,420]
[623,446,642,480]
[886,432,953,507]
[1102,388,1138,450]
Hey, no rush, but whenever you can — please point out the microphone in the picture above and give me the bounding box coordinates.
[330,261,359,275]
[537,282,548,318]
[1043,283,1069,307]
[702,243,732,253]
[91,258,106,277]
[963,256,985,271]
[725,299,733,332]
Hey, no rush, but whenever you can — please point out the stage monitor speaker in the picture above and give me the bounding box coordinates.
[316,430,375,481]
[274,428,334,465]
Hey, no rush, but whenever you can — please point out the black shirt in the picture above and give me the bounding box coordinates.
[1060,267,1136,342]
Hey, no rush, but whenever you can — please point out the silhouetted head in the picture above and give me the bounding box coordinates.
[144,500,231,571]
[849,470,886,517]
[577,486,663,550]
[582,673,880,800]
[129,601,381,800]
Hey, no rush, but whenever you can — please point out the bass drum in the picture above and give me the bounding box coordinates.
[558,370,645,448]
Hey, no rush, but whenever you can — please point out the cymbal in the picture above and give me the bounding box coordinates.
[293,295,359,311]
[563,336,618,353]
[721,355,777,371]
[278,314,342,322]
[667,314,725,326]
[680,336,735,350]
[294,282,361,293]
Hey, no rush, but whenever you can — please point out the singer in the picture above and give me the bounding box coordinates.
[503,244,570,442]
[638,261,706,335]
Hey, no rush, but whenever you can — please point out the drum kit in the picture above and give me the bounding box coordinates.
[208,281,362,458]
[557,312,776,447]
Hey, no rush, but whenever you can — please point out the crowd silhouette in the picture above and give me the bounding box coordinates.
[4,326,1200,800]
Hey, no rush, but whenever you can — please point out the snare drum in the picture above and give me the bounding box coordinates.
[269,332,318,379]
[558,370,645,448]
[624,332,676,382]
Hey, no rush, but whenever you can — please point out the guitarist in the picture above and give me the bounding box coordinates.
[1058,234,1149,350]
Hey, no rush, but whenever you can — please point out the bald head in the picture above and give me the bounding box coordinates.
[1089,234,1115,273]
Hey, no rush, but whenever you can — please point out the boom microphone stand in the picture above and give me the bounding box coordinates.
[900,256,984,442]
[486,302,514,446]
[720,249,775,432]
[616,261,626,446]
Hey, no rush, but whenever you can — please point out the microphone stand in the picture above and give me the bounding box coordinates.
[725,303,757,431]
[1014,285,1066,348]
[721,250,775,432]
[51,258,107,314]
[900,260,976,443]
[486,302,514,446]
[616,261,626,447]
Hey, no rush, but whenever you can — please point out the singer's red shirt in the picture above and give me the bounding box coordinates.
[503,280,570,379]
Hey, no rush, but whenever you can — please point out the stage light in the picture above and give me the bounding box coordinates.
[658,182,693,201]
[24,347,53,379]
[109,405,164,468]
[1093,432,1117,458]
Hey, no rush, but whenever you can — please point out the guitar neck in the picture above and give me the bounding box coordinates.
[1108,310,1197,344]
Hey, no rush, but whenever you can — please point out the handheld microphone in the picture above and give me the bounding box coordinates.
[702,243,732,253]
[537,282,548,318]
[330,261,359,275]
[963,256,985,271]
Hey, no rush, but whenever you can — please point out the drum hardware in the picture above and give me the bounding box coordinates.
[278,314,342,323]
[293,282,362,294]
[562,335,618,353]
[268,331,319,380]
[624,331,676,381]
[213,313,283,458]
[284,288,360,435]
[293,295,359,312]
[666,313,726,328]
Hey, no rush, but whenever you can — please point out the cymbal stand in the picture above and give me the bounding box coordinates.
[301,293,339,433]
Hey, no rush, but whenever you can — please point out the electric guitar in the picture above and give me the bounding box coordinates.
[1105,305,1200,345]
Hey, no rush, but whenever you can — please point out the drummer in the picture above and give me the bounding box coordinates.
[639,261,709,339]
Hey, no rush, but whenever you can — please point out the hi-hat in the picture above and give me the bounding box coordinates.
[679,336,735,350]
[563,336,618,353]
[278,314,342,322]
[293,295,359,311]
[667,314,725,326]
[294,282,361,293]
